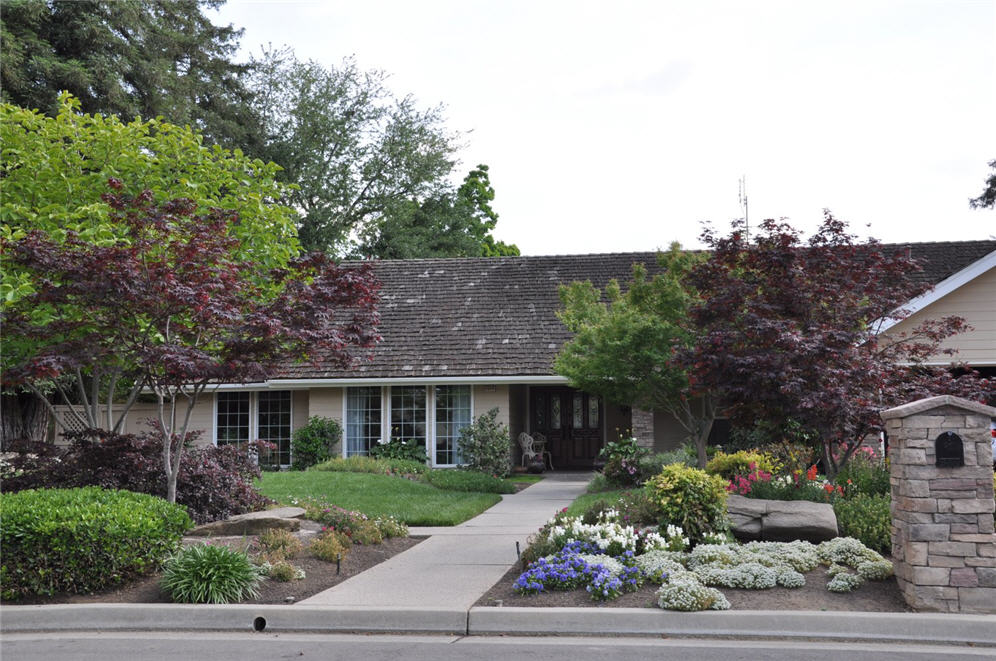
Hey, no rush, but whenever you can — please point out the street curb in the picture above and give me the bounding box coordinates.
[469,608,996,645]
[3,605,996,645]
[0,604,467,635]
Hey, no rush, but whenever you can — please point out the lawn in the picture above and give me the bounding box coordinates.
[564,488,635,518]
[257,471,502,526]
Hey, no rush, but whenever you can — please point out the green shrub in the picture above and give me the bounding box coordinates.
[266,561,302,582]
[705,450,781,480]
[0,487,192,600]
[420,469,516,493]
[457,408,512,478]
[644,465,729,545]
[311,530,351,562]
[311,455,427,475]
[350,519,384,545]
[835,453,890,497]
[291,417,342,471]
[833,494,891,554]
[369,437,428,463]
[301,501,369,536]
[257,528,303,561]
[160,544,261,604]
[374,516,409,538]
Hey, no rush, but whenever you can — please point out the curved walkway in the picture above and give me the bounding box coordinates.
[299,472,592,608]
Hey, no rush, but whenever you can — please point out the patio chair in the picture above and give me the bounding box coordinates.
[518,432,554,470]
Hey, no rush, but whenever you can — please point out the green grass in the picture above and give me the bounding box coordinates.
[256,471,501,526]
[564,488,633,518]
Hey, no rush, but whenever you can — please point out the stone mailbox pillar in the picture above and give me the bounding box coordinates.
[881,395,996,614]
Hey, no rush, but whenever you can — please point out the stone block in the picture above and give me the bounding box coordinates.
[936,499,953,513]
[932,478,980,490]
[909,524,949,541]
[928,541,976,556]
[896,448,927,465]
[905,415,945,429]
[952,499,995,514]
[911,566,950,585]
[928,556,966,568]
[965,415,989,428]
[897,512,936,524]
[979,516,995,534]
[934,513,979,524]
[951,524,981,534]
[930,490,976,501]
[941,415,967,428]
[950,533,995,543]
[966,556,996,568]
[950,568,979,587]
[895,497,937,513]
[978,568,996,588]
[897,480,931,498]
[905,542,929,565]
[904,466,947,480]
[958,587,996,614]
[981,545,996,558]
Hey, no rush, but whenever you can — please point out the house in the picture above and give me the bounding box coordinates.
[62,240,996,469]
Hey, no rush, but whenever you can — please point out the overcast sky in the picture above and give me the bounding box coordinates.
[213,0,996,255]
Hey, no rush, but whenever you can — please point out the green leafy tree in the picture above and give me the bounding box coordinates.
[359,164,519,258]
[0,96,297,444]
[555,246,715,468]
[970,159,996,209]
[247,48,463,254]
[0,0,259,151]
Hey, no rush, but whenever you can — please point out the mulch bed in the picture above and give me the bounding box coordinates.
[3,533,424,606]
[475,559,911,612]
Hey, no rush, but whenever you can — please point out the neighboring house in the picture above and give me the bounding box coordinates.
[54,241,996,469]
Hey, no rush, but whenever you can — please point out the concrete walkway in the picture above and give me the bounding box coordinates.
[299,472,592,609]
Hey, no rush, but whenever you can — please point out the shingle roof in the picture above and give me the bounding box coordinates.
[275,241,996,381]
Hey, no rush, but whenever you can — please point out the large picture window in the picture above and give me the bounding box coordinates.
[346,387,381,456]
[216,392,250,447]
[435,385,471,465]
[258,391,292,466]
[215,391,292,466]
[391,386,426,446]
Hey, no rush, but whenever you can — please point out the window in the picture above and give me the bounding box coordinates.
[346,387,381,456]
[588,395,599,429]
[435,386,471,465]
[216,392,250,448]
[258,391,292,467]
[391,386,426,446]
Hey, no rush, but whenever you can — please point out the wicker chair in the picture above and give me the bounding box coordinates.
[517,432,554,470]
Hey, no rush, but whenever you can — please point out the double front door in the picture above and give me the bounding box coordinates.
[530,387,603,469]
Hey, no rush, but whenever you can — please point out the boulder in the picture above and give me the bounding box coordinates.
[727,494,838,543]
[187,506,306,537]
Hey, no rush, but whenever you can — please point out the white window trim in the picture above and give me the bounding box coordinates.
[341,384,477,467]
[213,391,293,467]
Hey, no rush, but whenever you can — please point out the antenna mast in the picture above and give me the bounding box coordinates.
[738,175,749,242]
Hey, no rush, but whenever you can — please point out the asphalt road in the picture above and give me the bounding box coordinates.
[3,633,993,661]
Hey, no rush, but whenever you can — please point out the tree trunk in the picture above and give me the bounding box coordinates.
[1,391,51,448]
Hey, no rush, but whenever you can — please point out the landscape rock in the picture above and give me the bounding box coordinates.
[727,494,838,543]
[187,506,306,537]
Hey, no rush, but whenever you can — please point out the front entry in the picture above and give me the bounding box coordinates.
[530,387,603,469]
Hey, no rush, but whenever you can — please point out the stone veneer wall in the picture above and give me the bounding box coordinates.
[631,408,655,449]
[881,395,996,614]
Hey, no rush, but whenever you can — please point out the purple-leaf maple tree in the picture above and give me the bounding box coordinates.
[687,213,990,477]
[2,183,380,502]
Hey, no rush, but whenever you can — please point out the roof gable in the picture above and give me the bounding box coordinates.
[275,240,996,381]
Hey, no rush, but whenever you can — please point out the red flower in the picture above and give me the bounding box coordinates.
[806,465,819,481]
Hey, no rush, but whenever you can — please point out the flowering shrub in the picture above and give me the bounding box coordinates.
[655,574,731,611]
[635,550,686,584]
[834,493,891,554]
[302,501,369,537]
[827,572,865,593]
[374,516,409,539]
[726,463,773,496]
[458,408,512,478]
[706,450,781,480]
[857,559,894,581]
[513,542,643,602]
[310,529,351,562]
[600,437,650,487]
[644,464,729,545]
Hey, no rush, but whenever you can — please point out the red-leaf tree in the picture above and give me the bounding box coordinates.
[687,213,991,477]
[2,183,380,502]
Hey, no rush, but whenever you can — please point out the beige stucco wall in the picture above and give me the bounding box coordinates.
[307,387,344,422]
[292,389,309,432]
[118,398,214,447]
[884,266,996,366]
[473,384,510,425]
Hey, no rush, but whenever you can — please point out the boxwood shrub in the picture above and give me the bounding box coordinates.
[645,464,729,545]
[833,493,891,554]
[0,487,192,600]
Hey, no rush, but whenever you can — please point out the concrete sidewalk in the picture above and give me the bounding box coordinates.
[298,472,592,609]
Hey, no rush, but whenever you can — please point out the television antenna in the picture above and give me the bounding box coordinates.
[738,175,749,242]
